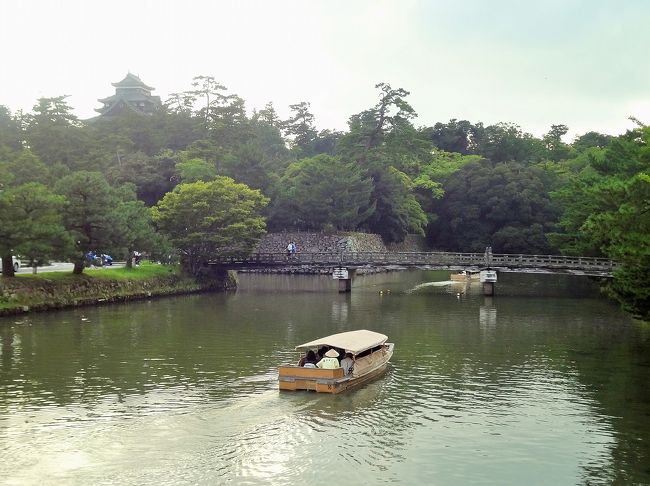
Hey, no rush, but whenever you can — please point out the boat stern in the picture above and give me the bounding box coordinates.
[278,366,345,393]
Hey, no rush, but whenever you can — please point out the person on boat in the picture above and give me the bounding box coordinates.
[340,352,354,375]
[316,346,329,361]
[303,350,318,368]
[317,349,341,369]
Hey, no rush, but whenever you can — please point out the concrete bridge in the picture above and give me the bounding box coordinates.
[209,251,617,277]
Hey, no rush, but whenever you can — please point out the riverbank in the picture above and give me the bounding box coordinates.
[0,232,422,316]
[0,263,235,317]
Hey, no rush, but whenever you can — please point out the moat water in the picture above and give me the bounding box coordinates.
[1,271,648,485]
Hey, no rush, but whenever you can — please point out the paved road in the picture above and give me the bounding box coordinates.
[16,262,125,274]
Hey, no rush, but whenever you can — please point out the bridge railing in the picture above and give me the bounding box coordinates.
[489,253,617,270]
[337,251,486,266]
[210,251,618,272]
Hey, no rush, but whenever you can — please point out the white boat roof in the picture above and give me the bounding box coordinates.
[295,330,388,355]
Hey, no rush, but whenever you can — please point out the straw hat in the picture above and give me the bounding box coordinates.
[325,349,339,358]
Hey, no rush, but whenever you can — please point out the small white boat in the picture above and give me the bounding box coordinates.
[278,330,394,394]
[450,270,480,282]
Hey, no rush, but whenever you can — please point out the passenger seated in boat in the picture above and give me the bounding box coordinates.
[303,350,318,368]
[317,349,341,369]
[317,346,329,361]
[340,352,354,375]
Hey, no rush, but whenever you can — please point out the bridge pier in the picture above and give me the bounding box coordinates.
[482,282,495,296]
[333,267,354,293]
[480,270,498,296]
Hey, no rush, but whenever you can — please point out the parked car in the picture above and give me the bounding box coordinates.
[0,256,21,272]
[85,252,112,267]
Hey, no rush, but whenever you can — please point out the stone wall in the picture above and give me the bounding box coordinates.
[254,232,356,253]
[254,231,424,254]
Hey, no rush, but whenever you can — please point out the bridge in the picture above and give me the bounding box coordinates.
[209,251,617,278]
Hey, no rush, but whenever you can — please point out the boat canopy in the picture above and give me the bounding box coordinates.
[295,330,388,355]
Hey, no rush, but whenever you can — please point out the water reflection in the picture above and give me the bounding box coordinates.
[330,295,349,324]
[0,271,648,484]
[479,297,497,334]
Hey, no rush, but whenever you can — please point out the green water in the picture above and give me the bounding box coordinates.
[1,271,648,485]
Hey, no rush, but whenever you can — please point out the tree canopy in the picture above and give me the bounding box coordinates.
[268,154,374,231]
[151,177,268,275]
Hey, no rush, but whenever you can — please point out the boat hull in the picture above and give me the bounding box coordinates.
[279,343,394,394]
[450,273,479,282]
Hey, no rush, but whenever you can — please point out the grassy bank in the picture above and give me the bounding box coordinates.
[0,263,232,316]
[36,262,178,281]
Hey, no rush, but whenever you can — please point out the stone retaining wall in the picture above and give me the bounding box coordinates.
[254,231,424,254]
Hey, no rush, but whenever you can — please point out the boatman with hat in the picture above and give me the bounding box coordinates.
[317,349,341,369]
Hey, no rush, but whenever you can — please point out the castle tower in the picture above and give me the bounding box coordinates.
[95,73,161,117]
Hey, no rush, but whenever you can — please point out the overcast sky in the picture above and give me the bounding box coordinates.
[1,0,648,139]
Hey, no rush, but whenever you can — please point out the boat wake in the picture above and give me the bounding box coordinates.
[406,281,455,293]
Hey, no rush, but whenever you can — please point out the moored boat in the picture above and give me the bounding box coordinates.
[278,330,394,394]
[450,270,480,281]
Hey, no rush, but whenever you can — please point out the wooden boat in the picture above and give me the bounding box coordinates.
[450,270,480,282]
[278,330,394,394]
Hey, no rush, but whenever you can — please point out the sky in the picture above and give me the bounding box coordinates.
[1,0,649,139]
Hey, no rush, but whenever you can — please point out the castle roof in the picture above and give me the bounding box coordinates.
[111,72,154,90]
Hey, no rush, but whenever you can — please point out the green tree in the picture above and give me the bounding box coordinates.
[572,131,612,153]
[0,183,67,276]
[24,96,92,170]
[88,110,167,158]
[550,127,650,255]
[542,124,572,162]
[54,171,122,274]
[338,83,417,163]
[581,173,650,318]
[151,177,269,275]
[432,161,560,252]
[334,83,428,242]
[311,129,343,156]
[3,149,50,186]
[268,154,374,231]
[0,105,23,153]
[175,157,216,183]
[189,75,227,133]
[471,122,544,164]
[552,126,650,318]
[364,167,428,242]
[417,150,483,185]
[548,165,607,255]
[282,101,317,156]
[420,119,476,154]
[107,151,177,206]
[255,102,282,129]
[114,200,159,268]
[166,91,196,116]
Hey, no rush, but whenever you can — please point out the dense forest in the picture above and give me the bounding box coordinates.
[0,78,648,319]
